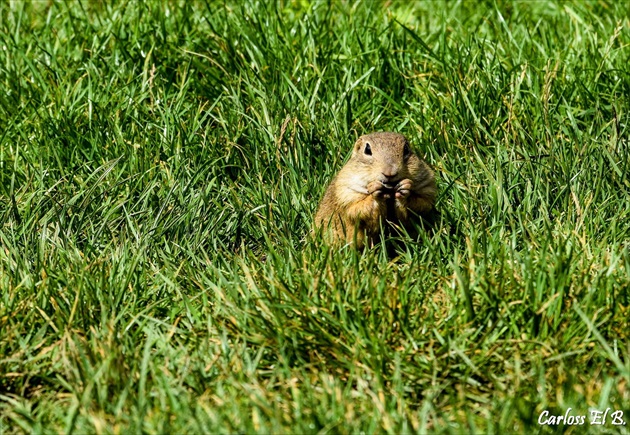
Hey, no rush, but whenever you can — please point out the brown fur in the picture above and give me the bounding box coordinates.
[315,132,436,248]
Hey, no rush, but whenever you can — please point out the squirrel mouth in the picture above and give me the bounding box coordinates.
[380,181,397,190]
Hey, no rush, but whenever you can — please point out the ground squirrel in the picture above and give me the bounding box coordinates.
[314,132,437,249]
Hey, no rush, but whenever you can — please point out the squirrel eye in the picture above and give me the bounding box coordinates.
[364,143,372,155]
[403,143,410,156]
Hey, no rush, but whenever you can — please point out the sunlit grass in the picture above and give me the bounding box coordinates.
[1,1,628,432]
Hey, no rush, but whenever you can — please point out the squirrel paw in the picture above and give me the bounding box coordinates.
[395,179,412,199]
[367,180,386,198]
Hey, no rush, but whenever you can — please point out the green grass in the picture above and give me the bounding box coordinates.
[1,0,629,433]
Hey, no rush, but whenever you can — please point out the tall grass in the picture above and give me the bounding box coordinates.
[1,0,628,432]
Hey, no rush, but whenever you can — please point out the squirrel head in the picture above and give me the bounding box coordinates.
[351,132,418,187]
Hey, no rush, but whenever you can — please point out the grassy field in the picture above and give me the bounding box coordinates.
[1,0,629,433]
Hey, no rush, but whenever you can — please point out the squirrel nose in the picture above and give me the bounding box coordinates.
[381,171,398,180]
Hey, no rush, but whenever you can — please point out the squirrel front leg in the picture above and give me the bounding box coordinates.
[345,180,385,223]
[395,179,435,220]
[341,182,387,247]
